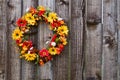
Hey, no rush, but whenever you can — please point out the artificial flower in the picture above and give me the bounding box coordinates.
[22,41,33,50]
[50,21,62,28]
[37,6,45,11]
[21,50,26,55]
[56,48,61,55]
[49,47,57,55]
[39,48,49,57]
[22,46,28,51]
[29,7,37,14]
[16,18,27,27]
[24,53,36,61]
[59,36,67,45]
[16,38,22,46]
[58,44,64,50]
[37,6,45,16]
[38,10,45,16]
[20,26,30,32]
[39,59,44,66]
[57,25,69,36]
[12,28,23,40]
[24,13,36,25]
[50,42,56,47]
[12,6,69,66]
[47,12,58,23]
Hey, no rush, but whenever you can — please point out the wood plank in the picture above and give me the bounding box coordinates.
[21,1,38,80]
[0,0,7,80]
[37,0,55,79]
[102,0,118,80]
[117,0,120,80]
[52,0,70,80]
[84,0,102,80]
[70,0,85,80]
[6,0,22,80]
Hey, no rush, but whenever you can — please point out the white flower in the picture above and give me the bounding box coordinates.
[58,17,63,21]
[28,51,31,54]
[25,29,29,32]
[26,7,30,12]
[30,47,33,50]
[51,42,56,46]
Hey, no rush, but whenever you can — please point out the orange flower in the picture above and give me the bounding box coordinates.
[56,48,61,55]
[39,59,44,66]
[29,7,37,14]
[58,44,64,50]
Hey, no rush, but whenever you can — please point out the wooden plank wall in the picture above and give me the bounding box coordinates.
[0,0,120,80]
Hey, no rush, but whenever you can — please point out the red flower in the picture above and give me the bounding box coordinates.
[51,21,61,28]
[39,48,49,57]
[16,18,27,27]
[22,41,33,48]
[58,44,64,50]
[16,38,22,45]
[38,10,45,16]
[45,55,52,61]
[47,55,52,60]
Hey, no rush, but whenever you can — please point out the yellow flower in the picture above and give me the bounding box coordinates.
[49,47,57,55]
[24,13,36,25]
[24,53,37,61]
[57,25,68,36]
[37,6,45,11]
[12,28,23,40]
[59,36,67,45]
[47,12,58,23]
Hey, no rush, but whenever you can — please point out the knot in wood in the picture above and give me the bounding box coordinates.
[104,36,116,48]
[59,0,69,5]
[87,14,101,25]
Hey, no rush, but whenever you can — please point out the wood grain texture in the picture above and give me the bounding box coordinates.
[1,0,120,80]
[7,0,22,80]
[37,0,55,79]
[21,0,38,80]
[70,0,85,80]
[84,0,102,80]
[0,0,7,80]
[51,0,70,80]
[117,0,120,80]
[102,0,118,80]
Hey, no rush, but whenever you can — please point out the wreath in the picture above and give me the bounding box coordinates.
[12,6,69,66]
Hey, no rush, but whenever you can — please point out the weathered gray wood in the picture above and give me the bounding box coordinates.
[37,0,55,79]
[21,1,38,80]
[1,0,120,80]
[84,0,102,80]
[7,0,22,80]
[0,0,7,80]
[70,0,85,80]
[51,0,70,80]
[102,0,118,80]
[117,0,120,80]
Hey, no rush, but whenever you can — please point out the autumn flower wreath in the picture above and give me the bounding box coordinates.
[12,6,69,66]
